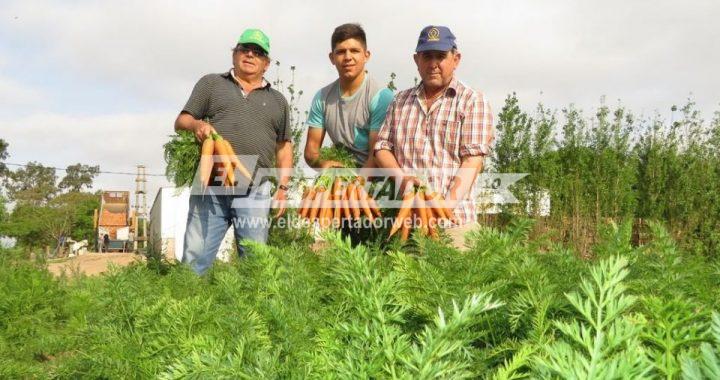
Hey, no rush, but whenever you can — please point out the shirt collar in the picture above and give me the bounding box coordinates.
[413,77,458,98]
[225,69,271,89]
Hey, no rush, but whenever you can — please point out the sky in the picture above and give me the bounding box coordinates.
[1,0,718,210]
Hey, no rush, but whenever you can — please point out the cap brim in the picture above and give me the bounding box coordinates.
[415,41,455,52]
[237,40,269,54]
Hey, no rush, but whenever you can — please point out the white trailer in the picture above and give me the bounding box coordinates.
[149,187,234,262]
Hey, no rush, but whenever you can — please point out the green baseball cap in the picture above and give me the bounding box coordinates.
[237,28,270,54]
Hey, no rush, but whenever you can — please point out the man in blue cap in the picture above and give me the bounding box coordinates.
[174,29,293,274]
[374,25,495,249]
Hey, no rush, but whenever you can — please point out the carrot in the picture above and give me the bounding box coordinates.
[298,187,309,217]
[437,194,458,224]
[341,184,352,221]
[388,191,415,238]
[357,184,374,222]
[334,179,343,226]
[199,137,215,188]
[319,188,332,228]
[211,135,234,187]
[426,203,439,239]
[367,196,382,217]
[332,188,341,224]
[219,138,253,182]
[415,192,429,235]
[308,187,325,222]
[424,191,448,221]
[348,181,361,220]
[299,187,316,218]
[331,177,342,217]
[332,183,342,226]
[400,215,411,241]
[217,140,235,186]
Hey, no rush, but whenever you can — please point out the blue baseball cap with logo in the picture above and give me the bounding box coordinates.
[415,25,456,52]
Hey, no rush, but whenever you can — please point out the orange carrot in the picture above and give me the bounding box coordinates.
[332,183,342,226]
[319,188,332,228]
[424,191,448,221]
[341,184,352,221]
[220,139,252,181]
[331,177,342,217]
[212,136,234,187]
[218,140,235,186]
[400,216,411,241]
[299,187,316,218]
[367,196,382,217]
[426,203,439,239]
[388,191,415,238]
[332,186,342,227]
[357,185,374,222]
[308,187,325,222]
[437,194,458,224]
[199,137,215,188]
[220,139,252,182]
[415,192,429,235]
[348,181,361,220]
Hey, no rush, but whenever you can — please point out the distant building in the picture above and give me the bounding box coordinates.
[96,191,131,252]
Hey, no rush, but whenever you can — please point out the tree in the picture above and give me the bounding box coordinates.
[1,202,48,248]
[3,162,57,205]
[0,195,7,224]
[1,191,100,251]
[58,163,100,192]
[0,138,8,175]
[51,191,100,244]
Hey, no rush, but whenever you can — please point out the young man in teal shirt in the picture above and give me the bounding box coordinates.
[304,23,394,169]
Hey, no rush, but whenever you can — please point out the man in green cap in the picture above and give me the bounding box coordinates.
[174,28,293,275]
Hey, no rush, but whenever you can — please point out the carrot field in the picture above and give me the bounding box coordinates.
[2,219,719,378]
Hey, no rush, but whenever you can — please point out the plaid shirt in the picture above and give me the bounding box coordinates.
[374,78,494,225]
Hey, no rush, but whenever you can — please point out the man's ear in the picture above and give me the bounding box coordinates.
[413,53,419,65]
[261,57,272,73]
[328,51,334,65]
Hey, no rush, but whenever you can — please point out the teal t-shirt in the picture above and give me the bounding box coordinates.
[306,75,394,164]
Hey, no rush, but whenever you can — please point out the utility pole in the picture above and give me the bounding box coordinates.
[134,165,148,251]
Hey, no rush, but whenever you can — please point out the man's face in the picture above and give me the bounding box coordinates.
[413,49,460,92]
[329,38,370,81]
[233,44,270,79]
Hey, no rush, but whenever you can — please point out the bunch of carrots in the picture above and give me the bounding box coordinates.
[388,186,458,241]
[199,132,253,189]
[299,175,382,229]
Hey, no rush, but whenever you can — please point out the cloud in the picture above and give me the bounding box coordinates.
[2,0,718,116]
[1,0,719,211]
[0,75,46,108]
[5,111,174,200]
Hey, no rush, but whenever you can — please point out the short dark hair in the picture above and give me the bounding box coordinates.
[331,23,366,50]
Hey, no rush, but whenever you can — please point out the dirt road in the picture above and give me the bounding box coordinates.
[47,252,145,277]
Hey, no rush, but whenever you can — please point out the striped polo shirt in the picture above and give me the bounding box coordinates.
[182,70,291,170]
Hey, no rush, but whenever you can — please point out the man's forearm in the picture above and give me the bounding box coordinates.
[175,113,199,132]
[362,133,379,169]
[276,141,293,187]
[374,149,404,177]
[446,156,484,208]
[176,113,214,141]
[375,149,421,194]
[304,149,323,169]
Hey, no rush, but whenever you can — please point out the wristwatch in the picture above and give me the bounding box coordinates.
[278,184,289,191]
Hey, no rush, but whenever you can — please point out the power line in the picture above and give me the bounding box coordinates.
[3,162,167,177]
